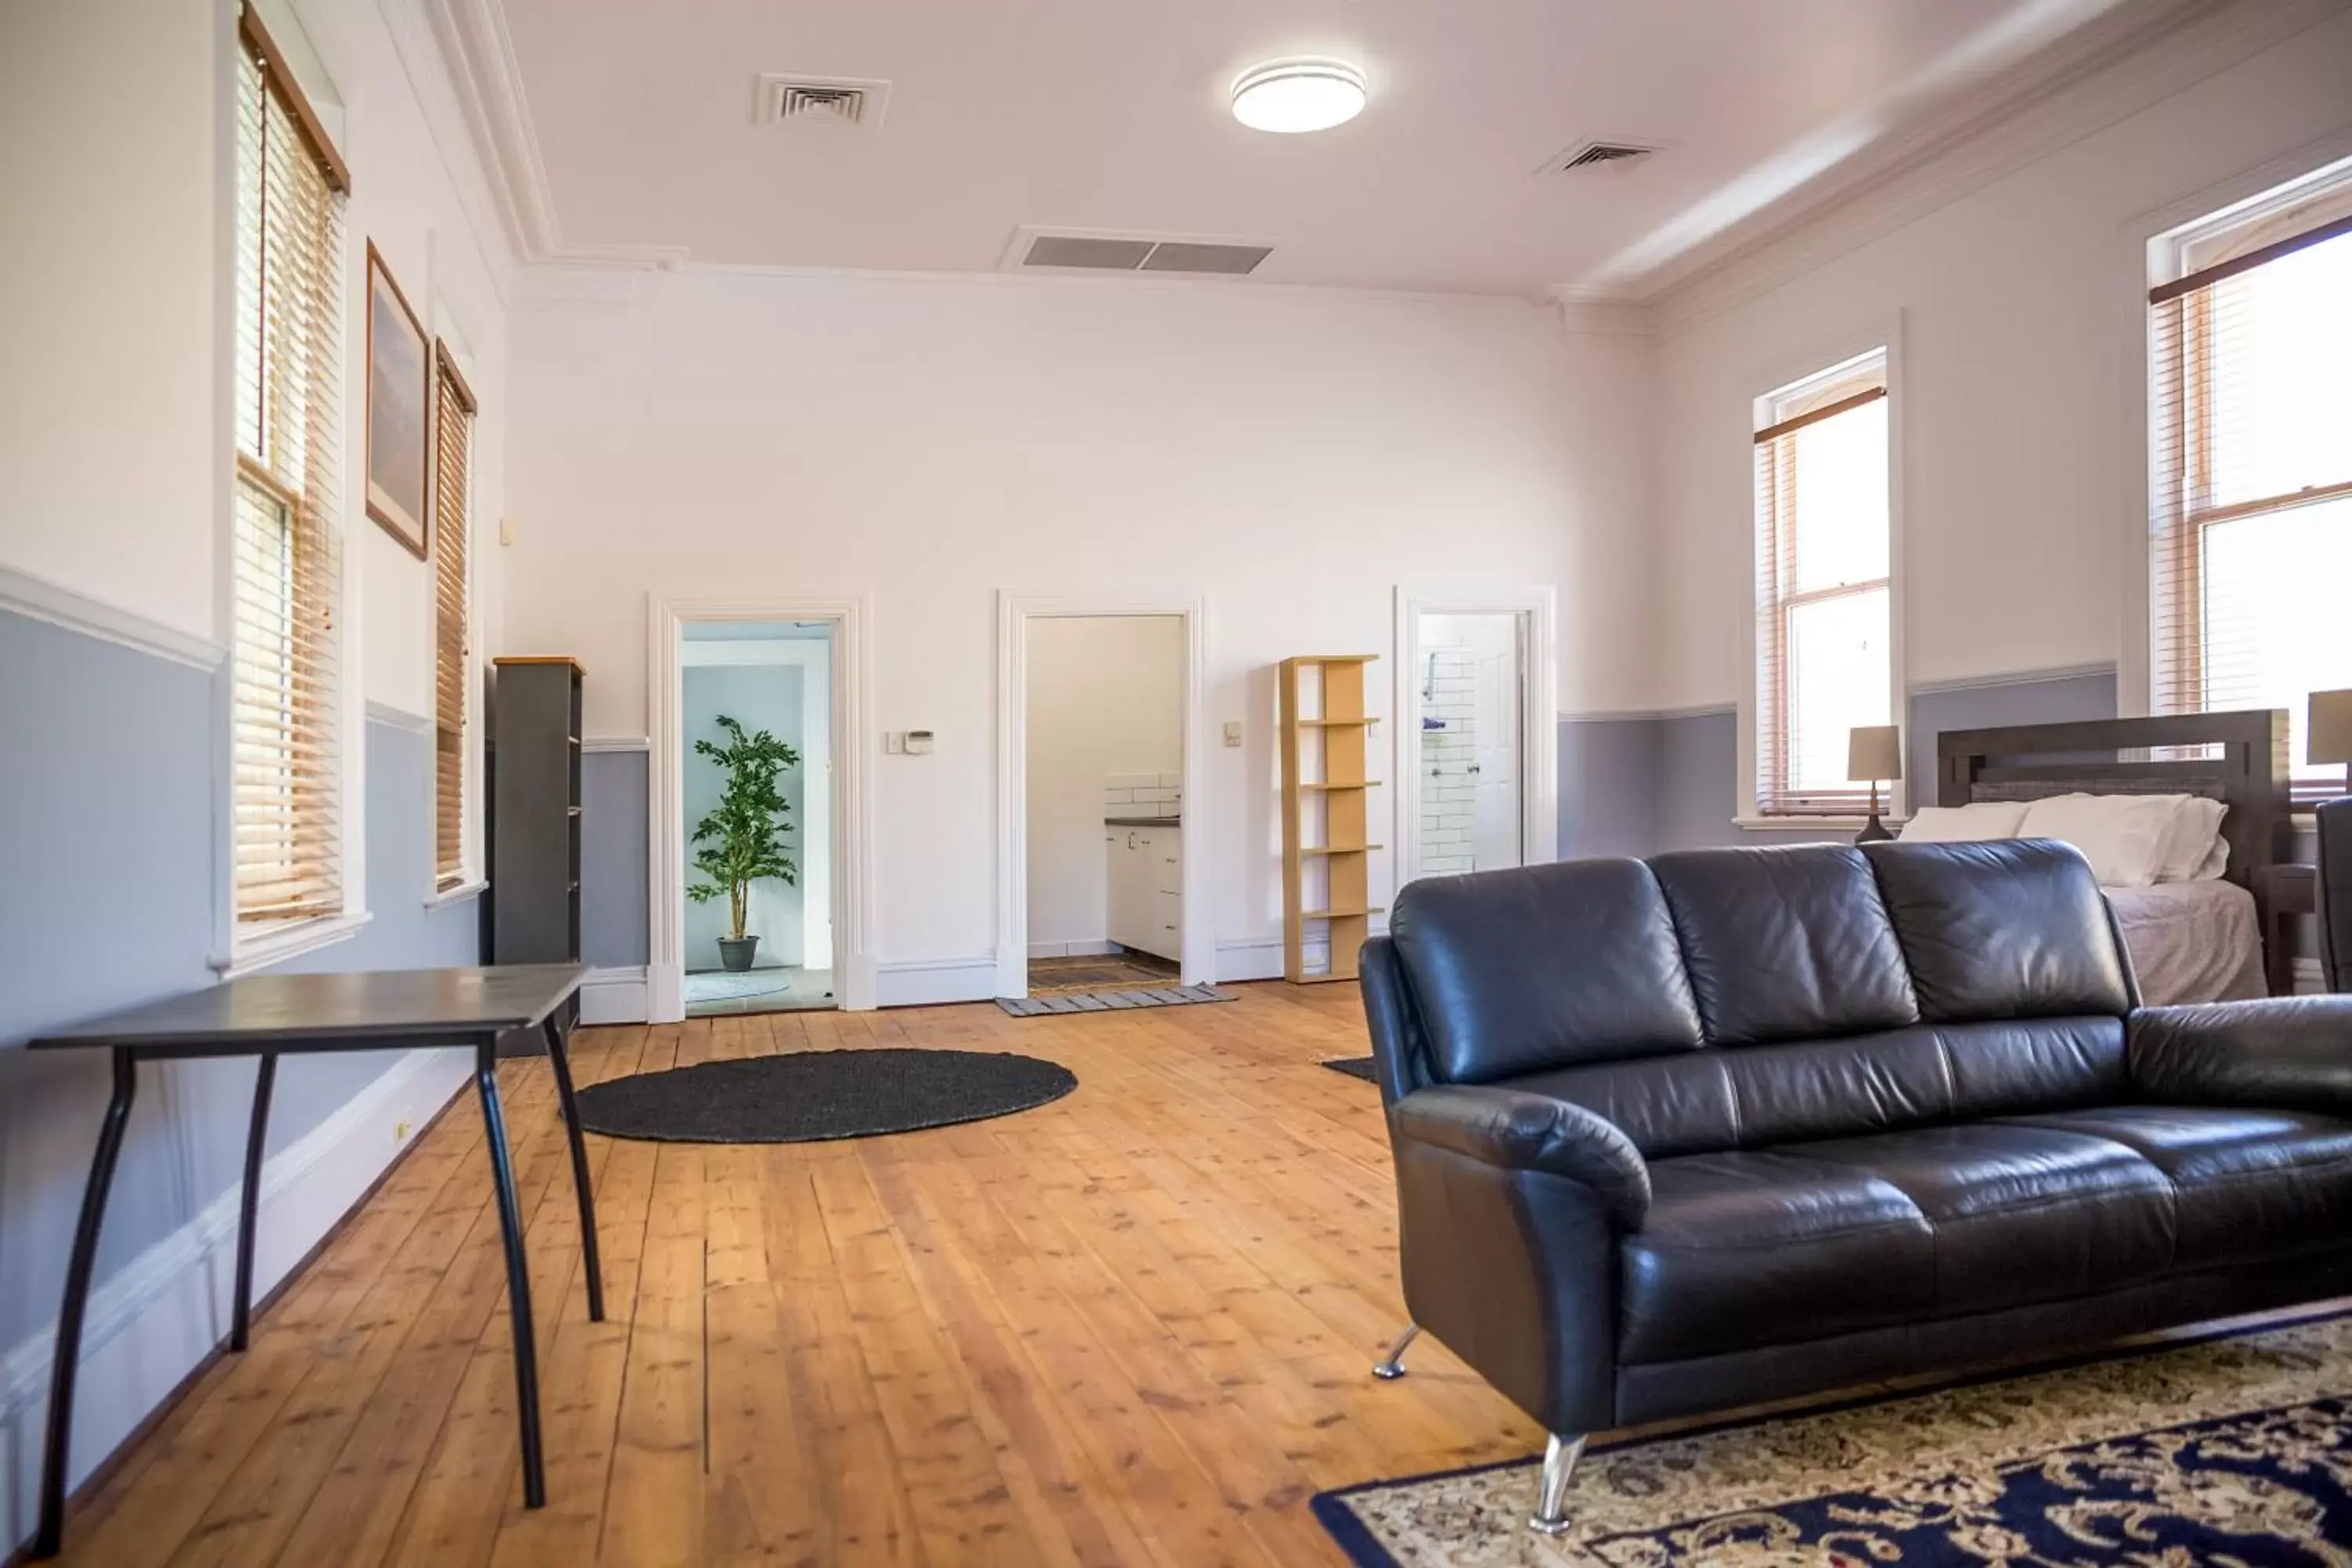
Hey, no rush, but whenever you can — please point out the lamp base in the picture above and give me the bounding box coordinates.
[1856,811,1893,844]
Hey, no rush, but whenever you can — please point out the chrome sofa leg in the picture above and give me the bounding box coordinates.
[1529,1432,1587,1537]
[1370,1323,1421,1380]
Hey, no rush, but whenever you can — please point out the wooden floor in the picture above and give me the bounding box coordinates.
[53,982,1541,1567]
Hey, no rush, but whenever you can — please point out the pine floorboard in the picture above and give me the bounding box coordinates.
[49,981,1542,1567]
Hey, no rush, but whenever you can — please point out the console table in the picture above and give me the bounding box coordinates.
[26,964,599,1559]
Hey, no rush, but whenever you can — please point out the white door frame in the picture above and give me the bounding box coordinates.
[1393,586,1559,883]
[995,591,1210,999]
[647,590,876,1018]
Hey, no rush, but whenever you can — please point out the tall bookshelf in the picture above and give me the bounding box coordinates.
[1279,655,1383,983]
[489,656,583,1051]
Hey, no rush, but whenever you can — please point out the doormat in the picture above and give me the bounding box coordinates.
[996,984,1233,1017]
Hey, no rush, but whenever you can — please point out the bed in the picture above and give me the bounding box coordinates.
[1933,710,2292,1003]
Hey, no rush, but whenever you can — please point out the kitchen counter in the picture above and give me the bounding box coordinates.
[1105,815,1181,828]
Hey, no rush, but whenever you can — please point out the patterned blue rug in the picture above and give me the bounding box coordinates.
[1314,1308,2352,1565]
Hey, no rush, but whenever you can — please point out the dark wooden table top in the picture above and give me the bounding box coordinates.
[29,964,588,1054]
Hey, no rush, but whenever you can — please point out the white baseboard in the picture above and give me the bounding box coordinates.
[1026,939,1116,959]
[579,964,650,1025]
[0,1047,469,1553]
[876,955,998,1007]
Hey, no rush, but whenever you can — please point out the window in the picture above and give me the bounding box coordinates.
[1754,350,1893,817]
[432,345,477,890]
[2151,169,2352,805]
[232,8,349,928]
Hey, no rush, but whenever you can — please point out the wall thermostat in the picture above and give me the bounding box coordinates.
[905,729,935,755]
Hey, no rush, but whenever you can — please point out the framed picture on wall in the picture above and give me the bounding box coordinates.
[365,242,430,558]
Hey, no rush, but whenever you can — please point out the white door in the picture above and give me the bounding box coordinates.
[1472,637,1523,870]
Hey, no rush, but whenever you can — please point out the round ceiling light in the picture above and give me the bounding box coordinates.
[1230,59,1367,134]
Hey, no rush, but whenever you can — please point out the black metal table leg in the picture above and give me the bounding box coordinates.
[35,1047,138,1559]
[475,1039,546,1508]
[542,1016,604,1322]
[231,1051,277,1352]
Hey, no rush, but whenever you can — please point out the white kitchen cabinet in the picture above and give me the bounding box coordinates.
[1107,823,1182,963]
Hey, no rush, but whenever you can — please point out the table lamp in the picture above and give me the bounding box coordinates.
[2312,689,2352,800]
[1849,724,1902,844]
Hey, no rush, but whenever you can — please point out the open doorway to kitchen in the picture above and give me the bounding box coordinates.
[995,593,1208,1001]
[1396,587,1559,884]
[678,621,836,1017]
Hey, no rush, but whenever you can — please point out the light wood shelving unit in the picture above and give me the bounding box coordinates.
[1279,655,1382,983]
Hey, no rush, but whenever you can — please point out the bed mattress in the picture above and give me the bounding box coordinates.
[2103,880,2266,1007]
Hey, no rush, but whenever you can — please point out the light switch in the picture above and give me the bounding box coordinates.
[906,730,935,755]
[1223,720,1243,747]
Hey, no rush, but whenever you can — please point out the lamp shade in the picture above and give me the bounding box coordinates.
[1848,724,1902,783]
[2310,689,2352,766]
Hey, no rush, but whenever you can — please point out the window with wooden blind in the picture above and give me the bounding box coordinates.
[2150,168,2352,807]
[432,344,477,890]
[1754,350,1893,817]
[232,7,350,929]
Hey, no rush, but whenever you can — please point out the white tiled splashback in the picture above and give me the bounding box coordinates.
[1104,771,1183,817]
[1421,648,1479,876]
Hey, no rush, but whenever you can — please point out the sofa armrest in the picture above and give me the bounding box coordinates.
[1390,1084,1650,1229]
[2130,997,2352,1110]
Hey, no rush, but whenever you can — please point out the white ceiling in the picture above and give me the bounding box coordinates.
[493,0,2172,299]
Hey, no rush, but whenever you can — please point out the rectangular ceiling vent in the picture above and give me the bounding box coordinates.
[757,74,891,130]
[1549,139,1659,176]
[1013,230,1274,277]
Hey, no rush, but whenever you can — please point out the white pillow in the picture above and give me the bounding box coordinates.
[1897,802,2029,843]
[2154,797,2230,883]
[2015,793,2184,887]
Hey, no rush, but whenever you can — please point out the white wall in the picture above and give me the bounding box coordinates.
[1649,2,2352,719]
[1025,616,1185,952]
[506,271,1653,986]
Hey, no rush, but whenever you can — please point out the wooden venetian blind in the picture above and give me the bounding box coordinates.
[2150,202,2352,806]
[432,345,477,889]
[233,8,349,926]
[1753,358,1893,817]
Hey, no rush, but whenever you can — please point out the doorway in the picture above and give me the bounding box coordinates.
[1396,588,1559,884]
[995,593,1208,1000]
[678,622,836,1016]
[648,592,873,1020]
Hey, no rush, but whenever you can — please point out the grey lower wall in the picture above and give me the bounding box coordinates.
[1556,669,2124,859]
[0,607,480,1359]
[581,750,650,967]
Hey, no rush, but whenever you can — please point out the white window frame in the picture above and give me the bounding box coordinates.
[1739,316,1908,830]
[212,4,367,976]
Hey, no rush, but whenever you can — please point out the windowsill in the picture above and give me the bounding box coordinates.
[1733,815,1908,833]
[212,910,373,979]
[426,878,487,910]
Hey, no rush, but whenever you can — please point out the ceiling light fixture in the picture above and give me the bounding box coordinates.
[1230,59,1366,134]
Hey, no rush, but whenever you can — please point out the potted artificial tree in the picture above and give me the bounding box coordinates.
[687,714,800,972]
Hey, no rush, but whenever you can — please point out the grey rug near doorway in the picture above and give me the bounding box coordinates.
[996,983,1233,1017]
[573,1048,1076,1143]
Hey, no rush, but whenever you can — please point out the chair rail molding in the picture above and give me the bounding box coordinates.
[0,565,227,671]
[644,591,875,1018]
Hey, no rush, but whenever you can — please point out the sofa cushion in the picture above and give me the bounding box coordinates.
[1388,859,1703,1084]
[1780,1123,2176,1316]
[1863,840,2132,1023]
[1621,1152,1934,1363]
[1650,847,1919,1045]
[2003,1106,2352,1270]
[1512,1017,2126,1158]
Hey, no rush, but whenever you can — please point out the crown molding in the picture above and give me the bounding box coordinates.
[365,0,521,297]
[1638,0,2349,330]
[420,0,691,270]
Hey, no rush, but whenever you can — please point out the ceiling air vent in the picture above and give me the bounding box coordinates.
[1548,139,1659,176]
[1010,228,1274,276]
[757,74,891,130]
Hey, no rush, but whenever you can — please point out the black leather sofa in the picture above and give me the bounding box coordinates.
[1360,839,2352,1534]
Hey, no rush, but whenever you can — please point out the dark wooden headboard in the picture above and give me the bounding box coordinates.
[1935,710,2292,890]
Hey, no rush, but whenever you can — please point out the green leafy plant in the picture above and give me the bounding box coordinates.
[686,714,799,941]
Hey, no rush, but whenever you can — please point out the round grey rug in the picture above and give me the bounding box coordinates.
[573,1048,1078,1144]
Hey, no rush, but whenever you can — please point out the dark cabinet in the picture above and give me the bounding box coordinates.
[489,658,583,1051]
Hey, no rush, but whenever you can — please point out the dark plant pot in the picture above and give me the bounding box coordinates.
[717,936,760,973]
